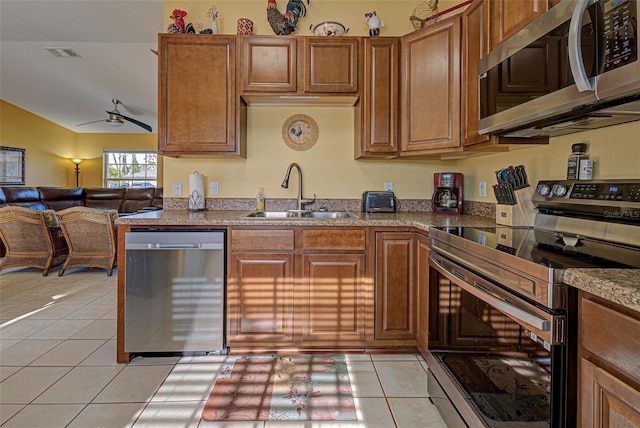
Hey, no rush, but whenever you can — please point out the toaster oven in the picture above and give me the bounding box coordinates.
[361,191,396,213]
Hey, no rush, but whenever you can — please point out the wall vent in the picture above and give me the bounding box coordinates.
[44,48,81,58]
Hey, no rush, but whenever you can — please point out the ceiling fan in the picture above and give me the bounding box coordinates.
[76,99,152,132]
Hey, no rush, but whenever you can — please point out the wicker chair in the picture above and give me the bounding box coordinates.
[0,206,68,276]
[56,207,118,276]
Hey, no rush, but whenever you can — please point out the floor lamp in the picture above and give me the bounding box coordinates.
[71,158,83,187]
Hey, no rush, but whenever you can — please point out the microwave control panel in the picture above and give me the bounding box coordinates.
[603,0,638,72]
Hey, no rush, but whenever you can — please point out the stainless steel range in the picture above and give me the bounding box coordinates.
[427,179,640,428]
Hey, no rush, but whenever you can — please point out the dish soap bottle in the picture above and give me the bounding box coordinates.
[256,187,265,212]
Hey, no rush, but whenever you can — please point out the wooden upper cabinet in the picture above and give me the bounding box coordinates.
[461,0,492,147]
[401,16,461,154]
[158,34,245,157]
[303,37,360,93]
[357,38,400,158]
[242,36,297,92]
[488,0,550,50]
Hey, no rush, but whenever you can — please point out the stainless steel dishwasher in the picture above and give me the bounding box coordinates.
[124,229,227,355]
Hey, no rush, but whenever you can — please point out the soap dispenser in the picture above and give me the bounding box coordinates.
[256,188,265,212]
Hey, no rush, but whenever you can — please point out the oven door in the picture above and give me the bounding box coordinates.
[427,252,576,427]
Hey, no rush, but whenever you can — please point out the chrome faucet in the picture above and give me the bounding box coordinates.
[281,162,316,211]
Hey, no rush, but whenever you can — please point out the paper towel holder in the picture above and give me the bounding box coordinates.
[188,171,206,211]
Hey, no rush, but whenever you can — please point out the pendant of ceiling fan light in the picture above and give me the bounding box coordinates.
[107,117,124,127]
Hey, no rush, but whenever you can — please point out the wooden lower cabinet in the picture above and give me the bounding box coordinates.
[415,233,430,357]
[300,253,366,344]
[227,227,368,349]
[580,358,640,427]
[375,232,416,341]
[227,252,294,344]
[579,291,640,427]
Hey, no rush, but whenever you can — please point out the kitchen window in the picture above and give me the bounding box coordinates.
[104,150,157,188]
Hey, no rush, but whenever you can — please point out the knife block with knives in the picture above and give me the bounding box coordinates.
[493,165,536,227]
[496,187,536,226]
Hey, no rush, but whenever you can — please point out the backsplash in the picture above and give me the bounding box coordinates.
[163,198,495,218]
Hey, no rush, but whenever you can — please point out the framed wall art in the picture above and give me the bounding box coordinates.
[0,146,25,185]
[282,114,319,151]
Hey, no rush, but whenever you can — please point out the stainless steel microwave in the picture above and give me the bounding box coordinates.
[478,0,640,137]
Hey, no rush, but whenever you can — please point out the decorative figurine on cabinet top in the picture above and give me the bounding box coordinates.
[167,9,195,33]
[267,0,310,35]
[206,5,219,34]
[365,11,384,36]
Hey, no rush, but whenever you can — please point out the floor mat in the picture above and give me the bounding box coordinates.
[202,354,357,422]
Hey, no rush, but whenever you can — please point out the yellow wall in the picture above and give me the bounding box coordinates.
[458,123,640,201]
[164,0,463,37]
[1,101,76,187]
[165,106,448,201]
[0,100,159,188]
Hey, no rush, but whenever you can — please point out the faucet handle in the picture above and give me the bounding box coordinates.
[301,193,317,207]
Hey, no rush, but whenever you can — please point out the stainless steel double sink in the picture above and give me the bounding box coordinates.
[240,210,359,219]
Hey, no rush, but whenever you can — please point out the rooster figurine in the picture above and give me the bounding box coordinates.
[267,0,310,35]
[167,9,195,34]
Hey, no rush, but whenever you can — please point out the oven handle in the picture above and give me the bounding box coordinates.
[430,253,551,333]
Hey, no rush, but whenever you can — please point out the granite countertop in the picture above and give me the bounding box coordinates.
[117,209,639,314]
[563,269,640,313]
[115,209,498,232]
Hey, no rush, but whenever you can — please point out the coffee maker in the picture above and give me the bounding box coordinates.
[432,172,463,215]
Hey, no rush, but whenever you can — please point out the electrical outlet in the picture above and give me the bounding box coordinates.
[173,181,182,196]
[384,182,393,191]
[479,181,487,198]
[210,181,219,195]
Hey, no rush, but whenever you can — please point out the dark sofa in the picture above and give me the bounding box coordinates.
[0,186,162,259]
[0,186,163,214]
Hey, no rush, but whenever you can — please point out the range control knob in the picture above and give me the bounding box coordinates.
[553,184,568,197]
[536,184,551,196]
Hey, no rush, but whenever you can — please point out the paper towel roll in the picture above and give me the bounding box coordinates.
[188,172,205,211]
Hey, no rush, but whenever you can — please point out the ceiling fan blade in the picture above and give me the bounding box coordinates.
[110,112,153,132]
[76,119,106,127]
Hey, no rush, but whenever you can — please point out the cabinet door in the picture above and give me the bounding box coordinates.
[158,35,242,157]
[462,0,492,147]
[375,232,416,340]
[303,38,359,93]
[242,36,297,92]
[580,358,640,428]
[357,38,399,158]
[300,253,366,343]
[227,253,294,344]
[488,0,549,50]
[416,234,430,356]
[401,16,461,153]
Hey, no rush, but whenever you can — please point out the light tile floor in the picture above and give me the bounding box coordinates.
[0,267,448,428]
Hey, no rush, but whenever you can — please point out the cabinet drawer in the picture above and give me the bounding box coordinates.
[231,229,294,251]
[581,297,640,383]
[302,229,366,251]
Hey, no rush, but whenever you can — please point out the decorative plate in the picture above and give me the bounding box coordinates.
[282,114,319,151]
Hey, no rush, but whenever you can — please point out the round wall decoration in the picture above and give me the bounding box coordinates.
[282,114,319,151]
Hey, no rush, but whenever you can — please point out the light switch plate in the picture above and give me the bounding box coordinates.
[384,182,393,191]
[210,181,219,195]
[479,181,487,198]
[173,182,182,196]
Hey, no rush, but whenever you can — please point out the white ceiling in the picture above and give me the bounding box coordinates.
[0,0,164,134]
